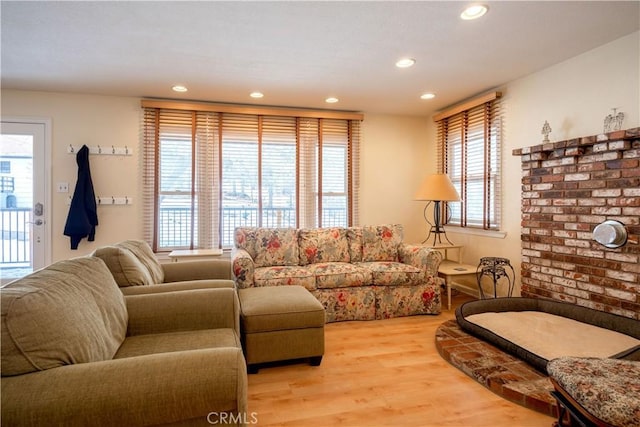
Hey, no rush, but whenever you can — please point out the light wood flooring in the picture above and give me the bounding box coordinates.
[247,293,555,426]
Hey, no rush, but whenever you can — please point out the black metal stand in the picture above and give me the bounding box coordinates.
[476,257,515,299]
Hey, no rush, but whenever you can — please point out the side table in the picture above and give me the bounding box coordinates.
[430,244,464,263]
[168,248,224,262]
[438,260,480,310]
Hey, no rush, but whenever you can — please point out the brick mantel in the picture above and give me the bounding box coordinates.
[513,127,639,320]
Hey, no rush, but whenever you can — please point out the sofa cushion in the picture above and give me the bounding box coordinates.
[359,261,425,286]
[92,245,155,287]
[114,329,240,359]
[309,262,372,289]
[299,227,350,265]
[361,224,403,262]
[1,257,128,376]
[254,266,316,290]
[346,227,363,262]
[254,228,300,267]
[116,240,164,284]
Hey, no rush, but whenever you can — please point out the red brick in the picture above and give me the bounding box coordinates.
[607,158,639,169]
[578,180,606,189]
[541,174,564,183]
[563,189,591,198]
[592,170,621,179]
[623,168,640,178]
[589,293,622,307]
[608,130,627,140]
[607,178,640,188]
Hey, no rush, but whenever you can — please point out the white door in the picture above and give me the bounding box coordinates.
[0,120,50,283]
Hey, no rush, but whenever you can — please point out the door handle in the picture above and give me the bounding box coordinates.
[27,219,44,226]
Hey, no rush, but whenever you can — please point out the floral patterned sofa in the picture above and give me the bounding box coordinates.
[232,224,443,322]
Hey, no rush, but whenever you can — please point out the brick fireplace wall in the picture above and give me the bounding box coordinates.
[513,127,639,320]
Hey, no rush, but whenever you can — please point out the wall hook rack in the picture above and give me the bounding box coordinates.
[67,196,133,205]
[67,144,133,156]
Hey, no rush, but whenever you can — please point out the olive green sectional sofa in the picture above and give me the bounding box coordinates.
[1,256,247,426]
[232,224,443,322]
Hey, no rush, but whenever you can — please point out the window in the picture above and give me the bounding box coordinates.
[435,92,502,230]
[142,101,362,251]
[0,161,10,173]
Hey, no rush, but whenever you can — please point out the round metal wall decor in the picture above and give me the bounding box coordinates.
[592,220,627,248]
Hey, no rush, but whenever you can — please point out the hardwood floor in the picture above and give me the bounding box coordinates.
[248,294,555,426]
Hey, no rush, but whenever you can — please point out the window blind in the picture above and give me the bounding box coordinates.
[436,92,502,230]
[142,101,362,251]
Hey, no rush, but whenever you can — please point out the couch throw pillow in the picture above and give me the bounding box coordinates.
[362,224,403,262]
[116,240,164,284]
[92,245,154,287]
[299,227,350,265]
[253,228,299,268]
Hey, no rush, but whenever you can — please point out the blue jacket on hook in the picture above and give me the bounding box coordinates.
[64,145,98,249]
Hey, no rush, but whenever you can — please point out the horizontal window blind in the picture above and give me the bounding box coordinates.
[142,101,361,251]
[436,92,502,230]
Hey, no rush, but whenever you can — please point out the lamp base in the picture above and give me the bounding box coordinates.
[421,200,454,246]
[422,227,454,246]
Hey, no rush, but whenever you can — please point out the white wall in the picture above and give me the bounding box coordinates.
[428,31,640,295]
[359,114,433,243]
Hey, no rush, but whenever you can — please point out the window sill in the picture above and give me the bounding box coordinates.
[444,226,507,239]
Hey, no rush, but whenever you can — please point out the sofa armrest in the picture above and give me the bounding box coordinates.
[120,279,235,296]
[125,288,240,337]
[399,244,443,277]
[231,248,255,288]
[1,348,248,427]
[162,259,232,282]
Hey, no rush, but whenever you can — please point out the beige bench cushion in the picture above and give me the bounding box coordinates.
[466,311,640,361]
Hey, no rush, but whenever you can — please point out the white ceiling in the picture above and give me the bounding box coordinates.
[2,1,639,117]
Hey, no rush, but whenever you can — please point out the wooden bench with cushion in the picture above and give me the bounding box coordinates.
[547,357,640,427]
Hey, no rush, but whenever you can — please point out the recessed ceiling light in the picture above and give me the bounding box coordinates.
[325,97,339,104]
[395,58,416,68]
[172,85,188,93]
[420,93,436,100]
[460,4,488,20]
[250,91,264,99]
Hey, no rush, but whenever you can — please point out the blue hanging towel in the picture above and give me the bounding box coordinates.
[64,145,98,249]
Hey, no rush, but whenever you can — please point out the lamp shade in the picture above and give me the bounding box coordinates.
[414,173,461,201]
